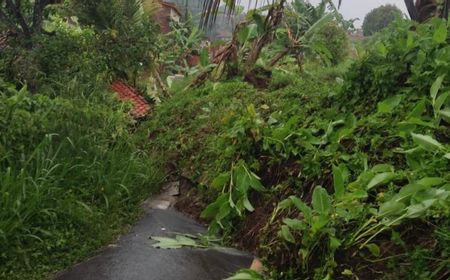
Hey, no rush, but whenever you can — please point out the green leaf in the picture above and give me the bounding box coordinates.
[406,31,414,48]
[430,75,445,102]
[311,215,330,232]
[151,235,199,249]
[405,199,436,218]
[242,197,255,212]
[237,26,250,45]
[225,269,263,280]
[416,177,446,187]
[283,218,307,230]
[408,99,426,118]
[367,172,397,190]
[290,196,312,222]
[347,189,368,200]
[375,42,387,58]
[440,109,450,121]
[433,20,448,44]
[216,202,232,222]
[402,117,436,128]
[201,194,228,219]
[333,165,346,199]
[211,172,230,190]
[277,198,294,210]
[411,133,443,152]
[394,183,427,203]
[234,164,250,192]
[378,200,406,217]
[330,237,342,250]
[372,164,394,173]
[445,153,450,160]
[377,95,403,113]
[280,225,295,243]
[248,171,265,192]
[303,13,335,39]
[364,243,381,257]
[312,186,332,215]
[341,269,354,276]
[435,92,450,112]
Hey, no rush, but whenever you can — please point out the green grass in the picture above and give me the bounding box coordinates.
[0,84,164,279]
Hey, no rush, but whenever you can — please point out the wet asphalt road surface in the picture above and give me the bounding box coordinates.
[54,209,253,280]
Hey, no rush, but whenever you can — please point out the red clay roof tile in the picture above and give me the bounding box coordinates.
[111,81,150,118]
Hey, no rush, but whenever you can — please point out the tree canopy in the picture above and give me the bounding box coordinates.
[362,4,403,36]
[0,0,60,45]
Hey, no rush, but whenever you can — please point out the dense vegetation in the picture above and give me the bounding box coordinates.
[0,1,163,279]
[145,17,450,279]
[1,0,449,279]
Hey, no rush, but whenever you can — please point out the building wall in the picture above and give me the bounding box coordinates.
[155,6,180,33]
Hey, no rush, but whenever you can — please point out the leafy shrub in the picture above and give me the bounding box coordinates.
[35,17,110,94]
[69,0,160,82]
[0,12,159,95]
[342,18,450,112]
[310,21,350,65]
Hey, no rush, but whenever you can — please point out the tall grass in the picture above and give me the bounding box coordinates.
[0,84,163,278]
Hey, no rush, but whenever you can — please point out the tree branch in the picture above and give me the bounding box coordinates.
[269,47,291,67]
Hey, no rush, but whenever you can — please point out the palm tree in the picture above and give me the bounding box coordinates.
[200,0,342,27]
[287,0,332,37]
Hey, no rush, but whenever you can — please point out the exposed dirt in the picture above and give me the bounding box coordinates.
[244,67,272,89]
[173,177,209,225]
[232,193,277,254]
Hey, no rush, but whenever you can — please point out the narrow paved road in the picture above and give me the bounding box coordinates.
[54,185,253,280]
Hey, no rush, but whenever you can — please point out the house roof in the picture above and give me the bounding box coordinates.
[111,81,150,118]
[161,1,182,17]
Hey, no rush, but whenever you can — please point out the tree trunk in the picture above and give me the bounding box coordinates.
[405,0,419,21]
[405,0,450,22]
[443,0,449,19]
[32,0,49,33]
[269,48,290,67]
[5,0,32,43]
[152,69,169,98]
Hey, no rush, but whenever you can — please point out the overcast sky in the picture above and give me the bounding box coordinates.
[239,0,408,27]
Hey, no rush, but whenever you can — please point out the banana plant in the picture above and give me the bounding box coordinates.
[266,2,341,70]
